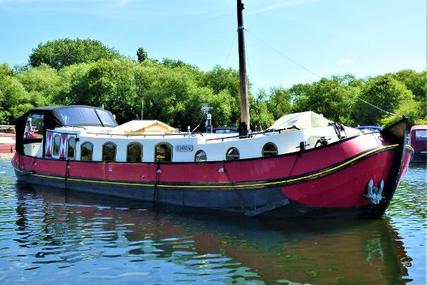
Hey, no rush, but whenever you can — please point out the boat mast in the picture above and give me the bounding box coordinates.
[237,0,250,136]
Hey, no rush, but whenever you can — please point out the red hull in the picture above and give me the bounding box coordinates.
[13,128,412,218]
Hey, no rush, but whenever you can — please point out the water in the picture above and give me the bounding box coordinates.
[0,156,425,284]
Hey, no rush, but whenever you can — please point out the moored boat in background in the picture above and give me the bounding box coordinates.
[0,125,15,154]
[409,125,427,163]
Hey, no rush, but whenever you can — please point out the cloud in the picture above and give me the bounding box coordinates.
[336,59,353,66]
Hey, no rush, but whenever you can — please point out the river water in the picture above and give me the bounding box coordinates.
[0,156,425,284]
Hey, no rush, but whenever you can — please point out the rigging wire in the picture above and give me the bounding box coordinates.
[244,28,320,79]
[224,33,238,67]
[355,97,396,116]
[244,28,396,116]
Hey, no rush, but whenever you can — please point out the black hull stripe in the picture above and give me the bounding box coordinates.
[15,144,407,191]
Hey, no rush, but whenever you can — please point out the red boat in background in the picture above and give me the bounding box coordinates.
[0,125,15,154]
[11,1,413,219]
[409,125,427,163]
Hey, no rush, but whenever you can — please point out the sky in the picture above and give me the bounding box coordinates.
[0,0,425,91]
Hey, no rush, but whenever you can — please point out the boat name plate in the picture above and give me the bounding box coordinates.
[175,145,194,152]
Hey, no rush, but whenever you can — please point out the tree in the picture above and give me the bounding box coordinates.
[380,98,425,126]
[0,74,47,124]
[17,64,61,102]
[352,75,412,125]
[0,64,12,77]
[251,90,275,130]
[29,38,122,69]
[136,47,148,63]
[390,69,426,101]
[82,59,138,123]
[292,76,359,124]
[267,87,292,120]
[134,61,212,128]
[201,66,241,124]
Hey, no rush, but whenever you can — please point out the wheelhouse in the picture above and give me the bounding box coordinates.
[15,105,117,158]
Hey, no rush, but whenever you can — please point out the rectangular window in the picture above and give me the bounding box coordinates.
[23,113,44,157]
[415,130,427,141]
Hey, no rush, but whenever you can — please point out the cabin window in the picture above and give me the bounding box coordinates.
[81,142,93,161]
[226,147,240,161]
[127,142,142,162]
[24,113,44,140]
[155,143,172,162]
[194,150,207,162]
[23,113,44,157]
[262,142,278,157]
[103,142,116,162]
[67,137,76,160]
[53,134,61,157]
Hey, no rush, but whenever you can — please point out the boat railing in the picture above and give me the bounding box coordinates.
[82,130,196,139]
[204,126,300,142]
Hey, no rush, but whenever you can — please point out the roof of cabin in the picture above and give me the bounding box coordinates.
[114,120,177,134]
[411,125,427,131]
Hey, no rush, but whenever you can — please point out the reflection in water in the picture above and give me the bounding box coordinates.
[1,159,425,284]
[2,184,409,285]
[387,163,427,284]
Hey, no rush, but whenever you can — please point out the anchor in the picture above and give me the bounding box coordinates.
[365,179,384,204]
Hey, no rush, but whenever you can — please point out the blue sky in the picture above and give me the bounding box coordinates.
[0,0,425,90]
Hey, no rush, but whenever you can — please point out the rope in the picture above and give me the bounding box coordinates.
[224,33,238,67]
[244,28,320,78]
[356,97,396,115]
[244,28,396,116]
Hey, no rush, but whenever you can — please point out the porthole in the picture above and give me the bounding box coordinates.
[194,150,207,162]
[127,142,142,162]
[226,147,240,161]
[67,137,76,159]
[103,142,116,162]
[262,142,278,157]
[155,143,172,162]
[81,142,93,161]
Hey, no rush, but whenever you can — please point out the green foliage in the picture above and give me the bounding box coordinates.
[135,61,212,128]
[136,47,148,63]
[16,64,61,102]
[29,38,122,69]
[65,59,139,124]
[292,76,359,125]
[201,66,241,124]
[2,39,425,129]
[352,75,413,125]
[0,64,13,77]
[0,73,47,124]
[390,69,426,101]
[267,87,292,120]
[380,98,424,126]
[251,90,275,129]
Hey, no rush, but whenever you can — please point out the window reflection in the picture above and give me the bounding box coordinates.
[127,142,142,162]
[68,137,76,159]
[262,143,278,157]
[102,142,116,162]
[226,147,240,161]
[155,143,172,162]
[195,150,207,162]
[81,142,93,161]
